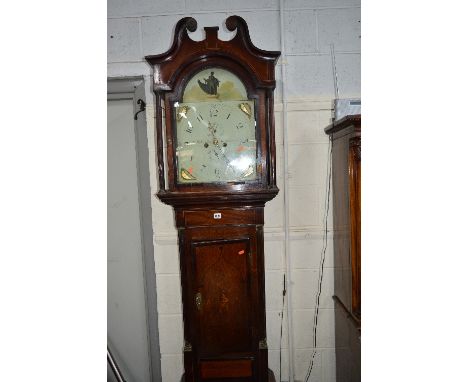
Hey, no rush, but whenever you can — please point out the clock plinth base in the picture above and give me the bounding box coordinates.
[180,368,276,382]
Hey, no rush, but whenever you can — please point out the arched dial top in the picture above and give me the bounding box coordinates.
[175,68,257,184]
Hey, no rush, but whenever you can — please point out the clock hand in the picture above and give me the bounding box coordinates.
[208,136,233,170]
[206,121,238,173]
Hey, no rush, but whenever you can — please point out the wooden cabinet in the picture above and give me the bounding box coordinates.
[175,207,269,381]
[325,115,361,382]
[145,16,279,382]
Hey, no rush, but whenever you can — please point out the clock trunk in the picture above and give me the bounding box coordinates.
[177,208,269,382]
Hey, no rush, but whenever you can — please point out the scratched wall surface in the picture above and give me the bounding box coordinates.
[108,1,360,381]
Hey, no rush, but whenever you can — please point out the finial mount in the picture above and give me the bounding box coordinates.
[185,17,197,33]
[226,15,247,33]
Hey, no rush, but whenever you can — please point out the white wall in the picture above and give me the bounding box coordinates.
[108,98,152,382]
[108,1,360,381]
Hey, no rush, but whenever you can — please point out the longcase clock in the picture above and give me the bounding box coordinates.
[145,16,280,382]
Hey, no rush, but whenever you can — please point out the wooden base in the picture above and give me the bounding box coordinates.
[180,368,276,382]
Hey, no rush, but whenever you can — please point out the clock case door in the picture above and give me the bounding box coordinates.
[173,73,259,185]
[165,60,266,193]
[177,208,269,382]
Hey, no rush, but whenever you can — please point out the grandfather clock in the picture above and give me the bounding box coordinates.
[145,16,280,382]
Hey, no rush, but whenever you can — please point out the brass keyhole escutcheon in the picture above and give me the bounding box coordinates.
[195,292,202,311]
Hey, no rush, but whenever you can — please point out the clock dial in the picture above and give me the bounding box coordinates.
[174,67,258,184]
[175,100,256,183]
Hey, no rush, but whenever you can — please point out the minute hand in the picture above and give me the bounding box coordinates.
[207,122,232,167]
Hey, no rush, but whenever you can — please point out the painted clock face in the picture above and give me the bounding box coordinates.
[174,68,257,183]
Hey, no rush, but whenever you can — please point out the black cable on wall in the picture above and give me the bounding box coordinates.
[304,137,332,382]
